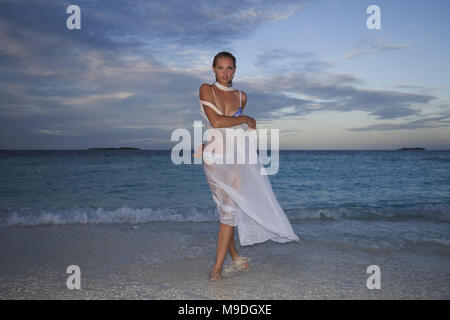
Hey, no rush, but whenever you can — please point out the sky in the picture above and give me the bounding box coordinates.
[0,0,449,150]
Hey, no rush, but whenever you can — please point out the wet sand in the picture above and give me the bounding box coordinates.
[0,222,449,299]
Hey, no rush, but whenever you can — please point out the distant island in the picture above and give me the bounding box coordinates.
[87,147,140,150]
[397,147,425,150]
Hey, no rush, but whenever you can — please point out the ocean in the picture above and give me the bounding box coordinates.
[1,149,449,299]
[1,149,449,250]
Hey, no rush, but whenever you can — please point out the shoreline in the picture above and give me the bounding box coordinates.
[0,222,449,299]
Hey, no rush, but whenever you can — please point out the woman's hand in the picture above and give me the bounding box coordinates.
[245,116,256,129]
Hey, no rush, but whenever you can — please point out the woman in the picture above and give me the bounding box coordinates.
[195,51,299,281]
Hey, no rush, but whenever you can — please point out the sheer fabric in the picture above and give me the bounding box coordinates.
[194,85,299,246]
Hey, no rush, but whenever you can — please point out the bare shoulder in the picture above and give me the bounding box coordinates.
[199,83,213,99]
[199,83,212,92]
[240,90,247,106]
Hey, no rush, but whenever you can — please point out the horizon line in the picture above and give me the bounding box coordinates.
[1,148,449,151]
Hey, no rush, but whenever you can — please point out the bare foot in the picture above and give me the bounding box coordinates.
[233,256,250,271]
[209,265,223,281]
[223,256,250,276]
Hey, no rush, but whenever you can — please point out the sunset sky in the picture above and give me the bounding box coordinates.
[1,0,449,150]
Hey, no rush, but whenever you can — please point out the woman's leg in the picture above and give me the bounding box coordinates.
[210,178,244,279]
[227,177,240,260]
[212,223,233,268]
[228,227,249,268]
[228,227,239,260]
[210,226,250,280]
[210,222,233,280]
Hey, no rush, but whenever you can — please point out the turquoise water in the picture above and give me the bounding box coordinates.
[1,149,449,249]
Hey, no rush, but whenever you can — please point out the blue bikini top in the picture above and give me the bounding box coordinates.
[231,107,243,117]
[209,86,243,117]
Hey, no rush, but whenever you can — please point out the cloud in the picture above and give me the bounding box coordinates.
[255,48,334,74]
[346,112,450,131]
[279,129,302,135]
[117,137,169,144]
[241,72,435,122]
[0,0,446,149]
[394,84,448,91]
[344,38,408,59]
[1,0,307,48]
[35,129,82,136]
[61,92,135,106]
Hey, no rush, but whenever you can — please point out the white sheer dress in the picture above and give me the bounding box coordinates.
[193,84,299,246]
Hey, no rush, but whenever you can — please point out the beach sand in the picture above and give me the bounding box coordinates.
[0,222,449,299]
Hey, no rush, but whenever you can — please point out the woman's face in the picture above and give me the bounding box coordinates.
[212,57,235,85]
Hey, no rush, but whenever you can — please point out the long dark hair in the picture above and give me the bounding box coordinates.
[213,51,236,86]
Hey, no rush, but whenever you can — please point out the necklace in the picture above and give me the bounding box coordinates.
[214,81,234,92]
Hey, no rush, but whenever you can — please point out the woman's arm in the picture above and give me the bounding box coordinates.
[238,90,255,128]
[241,90,247,112]
[199,84,255,128]
[212,114,252,128]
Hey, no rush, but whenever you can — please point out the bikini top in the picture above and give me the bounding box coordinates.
[194,86,244,158]
[199,85,242,118]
